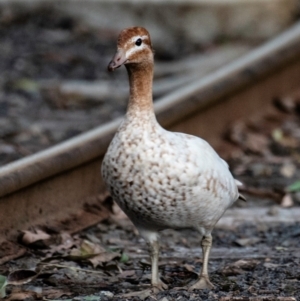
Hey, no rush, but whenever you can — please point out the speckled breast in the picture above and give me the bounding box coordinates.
[101,125,238,231]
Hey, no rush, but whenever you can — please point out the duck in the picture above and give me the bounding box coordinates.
[101,27,245,293]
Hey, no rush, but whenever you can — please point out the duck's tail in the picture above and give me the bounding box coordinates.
[235,179,247,202]
[238,193,247,202]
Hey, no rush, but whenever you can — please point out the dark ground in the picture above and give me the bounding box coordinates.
[1,215,299,300]
[0,6,300,301]
[0,7,118,165]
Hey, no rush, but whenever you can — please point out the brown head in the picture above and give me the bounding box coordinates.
[108,27,153,72]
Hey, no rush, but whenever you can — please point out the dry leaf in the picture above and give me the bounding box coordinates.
[80,240,106,255]
[183,264,198,276]
[7,291,38,300]
[69,239,105,257]
[0,241,26,265]
[272,128,298,148]
[281,193,294,207]
[7,270,37,285]
[244,132,269,154]
[47,232,75,255]
[21,230,51,246]
[118,270,136,278]
[273,96,296,113]
[122,289,152,300]
[44,288,72,299]
[280,163,296,178]
[263,262,280,269]
[221,259,260,276]
[226,121,270,155]
[89,252,121,268]
[235,237,261,247]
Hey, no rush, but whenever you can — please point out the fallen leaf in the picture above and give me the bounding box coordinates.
[220,259,260,276]
[84,233,101,244]
[44,288,72,299]
[21,229,51,246]
[235,237,261,247]
[183,264,198,276]
[74,295,101,301]
[120,252,129,263]
[67,253,101,262]
[263,262,280,269]
[89,252,121,268]
[280,163,296,178]
[74,292,114,301]
[46,232,76,256]
[244,132,269,154]
[0,241,27,265]
[7,270,37,285]
[118,270,136,278]
[121,289,152,300]
[287,180,300,192]
[81,240,106,254]
[273,96,296,113]
[13,78,40,93]
[99,291,114,298]
[0,275,7,298]
[272,128,284,142]
[70,240,105,257]
[275,246,288,251]
[7,292,42,301]
[225,121,246,146]
[272,128,298,148]
[7,291,38,301]
[281,193,294,207]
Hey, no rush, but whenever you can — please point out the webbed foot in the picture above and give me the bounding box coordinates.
[188,275,215,291]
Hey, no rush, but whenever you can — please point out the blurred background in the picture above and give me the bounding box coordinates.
[0,0,299,166]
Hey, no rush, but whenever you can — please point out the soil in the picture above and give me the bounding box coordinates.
[0,7,118,165]
[1,216,299,301]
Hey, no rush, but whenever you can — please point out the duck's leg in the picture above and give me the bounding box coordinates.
[122,230,167,298]
[189,234,215,290]
[149,239,168,290]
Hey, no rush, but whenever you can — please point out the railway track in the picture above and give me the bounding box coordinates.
[1,22,300,243]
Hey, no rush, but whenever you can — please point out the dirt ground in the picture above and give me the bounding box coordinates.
[1,6,300,301]
[1,206,299,301]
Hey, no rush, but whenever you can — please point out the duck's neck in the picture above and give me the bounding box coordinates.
[125,62,154,119]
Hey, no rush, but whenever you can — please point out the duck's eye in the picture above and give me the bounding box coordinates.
[135,38,142,46]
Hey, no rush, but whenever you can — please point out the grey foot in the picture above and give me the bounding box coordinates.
[188,275,215,291]
[153,280,168,291]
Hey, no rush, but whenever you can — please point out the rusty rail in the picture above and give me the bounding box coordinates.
[1,22,300,241]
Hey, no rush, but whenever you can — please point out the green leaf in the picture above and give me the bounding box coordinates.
[120,252,129,263]
[0,275,7,298]
[272,128,283,142]
[287,180,300,192]
[13,78,40,93]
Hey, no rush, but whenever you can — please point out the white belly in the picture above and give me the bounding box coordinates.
[101,125,238,232]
